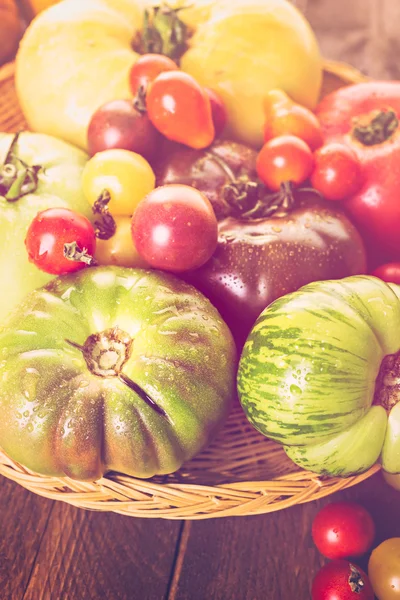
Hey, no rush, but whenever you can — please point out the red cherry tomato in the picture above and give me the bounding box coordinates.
[256,135,314,191]
[312,502,375,560]
[129,53,178,96]
[131,184,218,272]
[87,99,160,161]
[312,561,374,600]
[311,143,363,201]
[146,71,215,149]
[205,88,227,138]
[25,208,96,275]
[372,263,400,284]
[264,89,323,151]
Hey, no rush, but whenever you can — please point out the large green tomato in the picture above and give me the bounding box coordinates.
[0,132,90,324]
[238,276,400,477]
[0,267,236,481]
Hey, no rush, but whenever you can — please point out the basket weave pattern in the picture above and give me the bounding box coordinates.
[0,60,378,519]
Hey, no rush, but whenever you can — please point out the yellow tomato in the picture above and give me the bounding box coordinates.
[22,0,60,16]
[16,0,322,149]
[95,216,148,268]
[81,149,155,217]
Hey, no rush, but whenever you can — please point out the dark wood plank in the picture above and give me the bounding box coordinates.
[0,477,54,600]
[170,472,400,600]
[22,500,181,600]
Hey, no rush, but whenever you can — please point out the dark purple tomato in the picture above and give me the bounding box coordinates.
[87,99,160,161]
[154,141,367,346]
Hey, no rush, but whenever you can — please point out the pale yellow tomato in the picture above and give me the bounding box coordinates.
[82,149,155,217]
[95,216,148,268]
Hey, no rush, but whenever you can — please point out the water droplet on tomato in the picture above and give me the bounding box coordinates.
[26,423,34,433]
[290,384,302,396]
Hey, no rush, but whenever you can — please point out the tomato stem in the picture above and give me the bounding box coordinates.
[134,3,192,61]
[92,190,117,240]
[353,108,399,146]
[133,85,148,114]
[373,350,400,411]
[63,241,97,266]
[0,132,42,201]
[348,564,366,594]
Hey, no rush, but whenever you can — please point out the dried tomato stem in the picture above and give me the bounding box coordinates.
[353,108,399,146]
[135,3,192,61]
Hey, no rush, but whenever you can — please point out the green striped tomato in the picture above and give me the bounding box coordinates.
[237,275,400,477]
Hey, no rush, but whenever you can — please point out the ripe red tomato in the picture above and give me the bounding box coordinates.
[131,184,218,272]
[312,561,374,600]
[264,89,323,151]
[87,99,160,161]
[312,502,375,560]
[129,53,178,96]
[205,88,227,138]
[317,82,400,260]
[372,262,400,284]
[256,135,314,191]
[25,208,96,275]
[146,71,215,149]
[311,144,363,201]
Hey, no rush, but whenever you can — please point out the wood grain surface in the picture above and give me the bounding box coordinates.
[2,1,400,599]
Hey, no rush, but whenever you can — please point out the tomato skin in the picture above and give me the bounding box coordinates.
[312,561,374,600]
[129,53,178,96]
[131,184,218,272]
[368,538,400,600]
[205,89,227,138]
[371,263,400,285]
[25,208,96,275]
[311,144,364,201]
[94,216,148,268]
[82,149,156,217]
[146,71,215,149]
[87,99,160,161]
[264,89,323,151]
[316,82,400,260]
[312,502,375,560]
[256,135,314,191]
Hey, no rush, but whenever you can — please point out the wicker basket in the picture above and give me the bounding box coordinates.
[0,59,378,519]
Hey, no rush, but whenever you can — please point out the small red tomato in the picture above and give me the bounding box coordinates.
[312,561,374,600]
[205,88,227,138]
[87,99,160,161]
[131,184,218,272]
[129,53,178,96]
[25,208,96,275]
[146,71,215,149]
[372,263,400,285]
[256,135,314,191]
[311,143,363,201]
[263,89,323,151]
[312,502,375,560]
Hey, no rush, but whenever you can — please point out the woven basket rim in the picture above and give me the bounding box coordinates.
[0,57,377,519]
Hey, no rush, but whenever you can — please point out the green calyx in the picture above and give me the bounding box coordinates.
[0,132,42,202]
[136,2,192,61]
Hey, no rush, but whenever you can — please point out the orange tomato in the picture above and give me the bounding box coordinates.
[263,89,323,151]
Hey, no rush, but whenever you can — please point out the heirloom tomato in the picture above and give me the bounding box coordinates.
[132,184,218,272]
[155,140,366,346]
[16,0,322,149]
[312,502,375,559]
[87,99,160,161]
[238,275,400,476]
[317,82,400,261]
[312,561,374,600]
[81,149,155,216]
[0,267,236,481]
[0,132,90,324]
[368,538,400,600]
[95,216,148,268]
[263,89,323,150]
[25,207,96,275]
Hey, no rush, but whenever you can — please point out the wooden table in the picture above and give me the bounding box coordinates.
[2,1,400,598]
